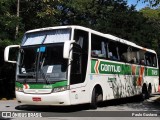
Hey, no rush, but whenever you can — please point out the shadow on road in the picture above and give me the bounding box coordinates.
[99,95,160,111]
[99,95,144,107]
[15,104,90,113]
[14,95,150,112]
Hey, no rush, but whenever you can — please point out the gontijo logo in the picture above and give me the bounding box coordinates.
[101,64,121,73]
[92,60,122,74]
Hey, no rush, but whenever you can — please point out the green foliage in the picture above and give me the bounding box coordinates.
[0,0,160,96]
[20,0,60,30]
[0,0,159,52]
[139,7,160,57]
[137,0,160,7]
[0,0,19,40]
[140,7,160,19]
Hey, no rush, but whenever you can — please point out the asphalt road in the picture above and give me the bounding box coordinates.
[0,94,160,120]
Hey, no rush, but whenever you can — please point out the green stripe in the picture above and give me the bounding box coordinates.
[16,82,23,88]
[15,80,67,89]
[91,60,96,74]
[91,59,131,75]
[91,59,159,76]
[136,66,140,75]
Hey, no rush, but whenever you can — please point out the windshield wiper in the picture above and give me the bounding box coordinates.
[18,72,35,84]
[18,67,36,83]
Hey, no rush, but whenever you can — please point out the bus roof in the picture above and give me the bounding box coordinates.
[26,25,156,54]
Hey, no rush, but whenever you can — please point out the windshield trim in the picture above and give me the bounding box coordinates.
[16,78,67,84]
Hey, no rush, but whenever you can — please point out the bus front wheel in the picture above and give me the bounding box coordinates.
[90,88,98,109]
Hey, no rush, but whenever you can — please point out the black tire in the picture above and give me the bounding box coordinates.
[141,84,149,100]
[148,84,152,98]
[90,88,98,109]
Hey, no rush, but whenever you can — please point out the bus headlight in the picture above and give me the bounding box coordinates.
[52,86,69,93]
[15,87,24,92]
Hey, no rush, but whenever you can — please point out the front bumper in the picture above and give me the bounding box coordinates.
[16,90,70,106]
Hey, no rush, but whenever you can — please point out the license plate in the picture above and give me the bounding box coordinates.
[32,97,41,102]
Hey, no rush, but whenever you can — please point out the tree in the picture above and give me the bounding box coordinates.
[137,0,160,7]
[0,0,20,40]
[140,7,160,56]
[0,0,22,98]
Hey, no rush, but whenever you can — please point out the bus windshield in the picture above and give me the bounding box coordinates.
[18,44,68,83]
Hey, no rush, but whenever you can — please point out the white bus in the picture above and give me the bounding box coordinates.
[4,25,159,109]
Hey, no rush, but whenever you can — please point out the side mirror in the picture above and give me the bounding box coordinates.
[4,45,20,63]
[63,40,75,59]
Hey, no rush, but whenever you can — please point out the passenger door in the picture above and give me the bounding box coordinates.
[69,30,89,105]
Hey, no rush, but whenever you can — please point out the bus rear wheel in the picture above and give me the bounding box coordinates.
[141,84,149,100]
[148,84,152,98]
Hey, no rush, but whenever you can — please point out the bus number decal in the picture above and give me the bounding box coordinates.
[152,70,158,76]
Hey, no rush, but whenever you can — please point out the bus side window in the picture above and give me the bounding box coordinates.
[139,50,145,65]
[127,47,142,64]
[108,42,119,61]
[145,52,150,66]
[117,43,128,62]
[91,34,108,59]
[152,55,157,67]
[140,59,145,65]
[144,52,157,67]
